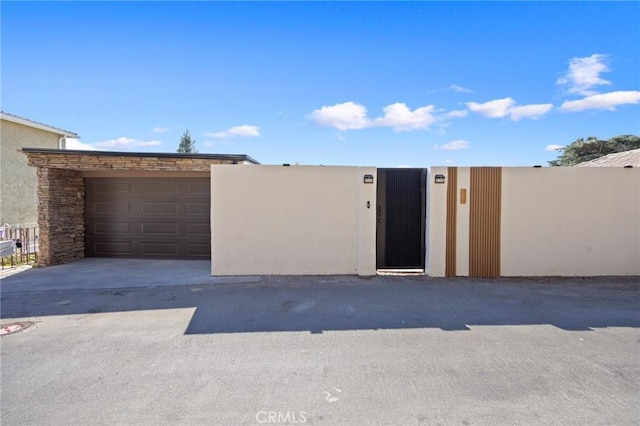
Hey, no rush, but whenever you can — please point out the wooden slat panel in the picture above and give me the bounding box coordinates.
[445,167,458,277]
[469,167,502,277]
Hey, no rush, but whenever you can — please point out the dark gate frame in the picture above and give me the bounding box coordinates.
[376,168,427,270]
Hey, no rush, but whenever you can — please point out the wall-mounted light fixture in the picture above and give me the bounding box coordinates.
[363,174,374,184]
[435,174,445,184]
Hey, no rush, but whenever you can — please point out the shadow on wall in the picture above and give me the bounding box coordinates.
[2,275,639,334]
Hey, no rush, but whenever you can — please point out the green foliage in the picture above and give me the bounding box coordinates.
[177,129,198,154]
[548,135,640,166]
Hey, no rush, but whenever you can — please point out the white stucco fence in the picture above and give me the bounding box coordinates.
[499,167,640,276]
[427,166,640,277]
[211,165,376,276]
[212,165,639,277]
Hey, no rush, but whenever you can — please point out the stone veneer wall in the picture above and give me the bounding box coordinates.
[26,152,236,171]
[37,168,85,266]
[25,152,238,267]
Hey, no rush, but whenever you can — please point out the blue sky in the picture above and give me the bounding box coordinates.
[2,1,639,167]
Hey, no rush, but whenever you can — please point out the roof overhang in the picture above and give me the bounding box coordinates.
[1,111,79,138]
[21,147,260,165]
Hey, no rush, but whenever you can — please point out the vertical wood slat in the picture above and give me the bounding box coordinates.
[469,167,502,277]
[445,167,458,277]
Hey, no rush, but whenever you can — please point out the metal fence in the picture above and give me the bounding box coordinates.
[0,225,38,269]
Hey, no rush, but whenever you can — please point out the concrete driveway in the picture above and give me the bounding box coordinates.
[1,259,639,425]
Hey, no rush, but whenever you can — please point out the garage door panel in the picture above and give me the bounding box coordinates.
[91,222,132,235]
[188,223,211,235]
[140,201,179,215]
[141,180,179,194]
[187,180,210,193]
[140,242,179,256]
[186,202,209,215]
[188,243,211,256]
[85,178,211,259]
[93,241,133,256]
[140,222,180,235]
[90,180,133,194]
[87,200,132,216]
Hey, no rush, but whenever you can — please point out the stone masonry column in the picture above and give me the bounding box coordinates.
[37,167,85,266]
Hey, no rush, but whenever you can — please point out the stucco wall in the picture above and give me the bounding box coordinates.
[500,167,640,276]
[428,166,640,277]
[426,167,448,277]
[455,168,471,276]
[1,120,59,225]
[210,165,377,276]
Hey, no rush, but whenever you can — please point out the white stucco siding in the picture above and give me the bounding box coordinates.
[1,120,60,225]
[500,167,640,276]
[455,167,471,277]
[210,165,376,276]
[426,167,448,277]
[357,167,377,275]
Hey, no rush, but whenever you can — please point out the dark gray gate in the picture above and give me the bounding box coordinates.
[376,168,426,269]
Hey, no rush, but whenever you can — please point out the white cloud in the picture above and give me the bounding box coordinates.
[449,84,472,93]
[443,109,468,118]
[545,144,564,152]
[138,141,162,147]
[466,97,553,121]
[308,101,436,132]
[308,102,369,130]
[466,97,515,118]
[557,54,611,96]
[204,125,261,139]
[441,139,470,151]
[509,103,554,121]
[151,125,183,134]
[373,103,436,132]
[560,90,640,112]
[95,137,162,150]
[66,138,99,150]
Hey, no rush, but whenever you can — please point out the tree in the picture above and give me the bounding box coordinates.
[548,134,640,166]
[177,129,198,153]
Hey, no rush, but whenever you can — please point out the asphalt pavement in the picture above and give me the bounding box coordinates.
[1,259,639,425]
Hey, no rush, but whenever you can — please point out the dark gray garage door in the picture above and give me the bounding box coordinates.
[85,178,210,259]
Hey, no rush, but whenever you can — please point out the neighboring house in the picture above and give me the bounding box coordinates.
[575,148,640,167]
[1,111,79,226]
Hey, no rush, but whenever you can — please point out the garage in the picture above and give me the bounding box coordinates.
[84,177,211,259]
[22,148,258,266]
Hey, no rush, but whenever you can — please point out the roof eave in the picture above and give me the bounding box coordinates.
[1,112,79,138]
[21,147,260,164]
